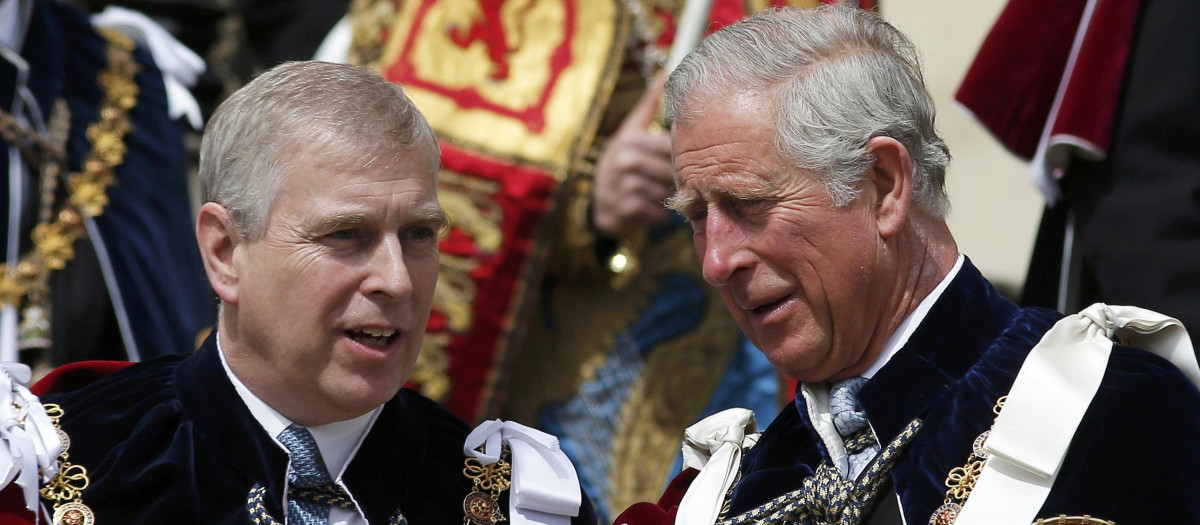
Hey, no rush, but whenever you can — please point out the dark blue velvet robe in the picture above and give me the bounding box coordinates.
[40,334,595,524]
[732,258,1200,523]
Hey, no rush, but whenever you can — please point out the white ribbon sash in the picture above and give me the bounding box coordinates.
[464,420,582,525]
[956,303,1200,524]
[674,408,759,525]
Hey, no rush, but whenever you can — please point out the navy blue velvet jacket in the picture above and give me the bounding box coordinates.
[41,335,595,524]
[732,259,1200,523]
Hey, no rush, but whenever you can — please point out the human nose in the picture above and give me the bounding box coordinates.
[698,209,751,286]
[363,235,413,299]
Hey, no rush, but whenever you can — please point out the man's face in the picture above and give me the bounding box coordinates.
[230,146,444,425]
[671,92,884,382]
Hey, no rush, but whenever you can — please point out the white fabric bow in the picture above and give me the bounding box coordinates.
[464,420,582,525]
[675,408,759,525]
[957,303,1200,524]
[91,6,207,130]
[0,362,61,517]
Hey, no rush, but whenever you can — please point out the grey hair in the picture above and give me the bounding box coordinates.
[198,61,440,239]
[664,5,951,217]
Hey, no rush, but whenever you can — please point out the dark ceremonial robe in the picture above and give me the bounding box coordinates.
[731,258,1200,523]
[1,0,213,363]
[33,334,595,524]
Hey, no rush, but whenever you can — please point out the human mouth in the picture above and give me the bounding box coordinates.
[751,299,785,315]
[742,294,792,320]
[346,328,399,348]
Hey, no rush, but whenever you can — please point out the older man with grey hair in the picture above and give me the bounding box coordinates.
[0,61,595,525]
[616,5,1200,525]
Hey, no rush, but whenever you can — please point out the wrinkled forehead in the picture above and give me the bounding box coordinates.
[670,101,784,190]
[262,142,438,218]
[283,140,436,182]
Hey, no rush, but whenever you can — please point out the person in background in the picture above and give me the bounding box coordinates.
[0,0,213,371]
[957,0,1200,355]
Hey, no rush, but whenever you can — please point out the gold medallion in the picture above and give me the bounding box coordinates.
[52,501,94,525]
[462,443,511,524]
[929,502,961,525]
[463,490,504,525]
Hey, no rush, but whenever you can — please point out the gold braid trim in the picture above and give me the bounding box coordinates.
[0,27,140,308]
[39,403,94,525]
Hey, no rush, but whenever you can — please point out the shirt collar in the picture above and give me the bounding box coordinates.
[0,0,32,54]
[217,337,381,481]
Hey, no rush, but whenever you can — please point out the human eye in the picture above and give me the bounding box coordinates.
[682,206,707,229]
[326,228,362,241]
[322,226,372,247]
[731,197,770,217]
[666,194,706,227]
[401,223,442,246]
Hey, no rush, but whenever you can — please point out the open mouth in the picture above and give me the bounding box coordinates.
[346,328,398,348]
[751,298,786,315]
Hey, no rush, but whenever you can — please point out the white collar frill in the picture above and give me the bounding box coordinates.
[464,420,583,525]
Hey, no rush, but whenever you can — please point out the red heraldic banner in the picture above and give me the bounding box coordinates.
[375,0,627,421]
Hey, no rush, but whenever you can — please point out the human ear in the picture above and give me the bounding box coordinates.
[196,202,242,306]
[864,136,913,239]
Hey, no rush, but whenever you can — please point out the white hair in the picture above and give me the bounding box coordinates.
[198,61,440,239]
[664,5,951,217]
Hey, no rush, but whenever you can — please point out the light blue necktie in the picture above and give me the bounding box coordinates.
[278,425,334,525]
[830,377,880,480]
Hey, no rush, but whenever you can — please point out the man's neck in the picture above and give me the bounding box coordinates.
[841,218,958,380]
[216,334,381,480]
[884,216,958,336]
[861,253,964,379]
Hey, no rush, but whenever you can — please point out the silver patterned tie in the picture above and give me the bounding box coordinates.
[830,377,880,480]
[278,425,333,525]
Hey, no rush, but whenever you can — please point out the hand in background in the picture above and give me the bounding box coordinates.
[592,76,675,239]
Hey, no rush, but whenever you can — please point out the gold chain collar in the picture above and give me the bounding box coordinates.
[38,403,94,525]
[929,396,1116,525]
[462,443,512,525]
[0,26,139,311]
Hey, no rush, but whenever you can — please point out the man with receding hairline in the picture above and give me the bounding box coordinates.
[0,60,594,525]
[617,5,1200,525]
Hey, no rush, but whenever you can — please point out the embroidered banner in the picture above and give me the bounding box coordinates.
[368,0,625,420]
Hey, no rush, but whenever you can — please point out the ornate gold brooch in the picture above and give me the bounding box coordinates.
[462,443,511,525]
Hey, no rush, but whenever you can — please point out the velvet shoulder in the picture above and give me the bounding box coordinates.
[40,355,185,443]
[1042,343,1200,522]
[37,356,197,519]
